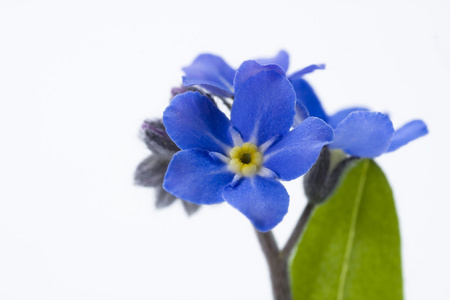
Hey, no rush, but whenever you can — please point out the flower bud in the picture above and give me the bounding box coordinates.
[141,119,179,156]
[136,119,201,215]
[303,146,330,204]
[134,156,168,187]
[304,147,358,204]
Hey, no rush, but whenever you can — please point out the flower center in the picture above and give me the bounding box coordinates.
[228,142,263,176]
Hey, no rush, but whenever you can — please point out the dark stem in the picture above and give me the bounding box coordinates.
[255,230,292,300]
[282,202,315,257]
[255,202,316,300]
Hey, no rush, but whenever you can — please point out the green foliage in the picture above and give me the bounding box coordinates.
[290,159,403,300]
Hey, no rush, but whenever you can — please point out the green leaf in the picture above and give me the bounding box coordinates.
[290,159,403,300]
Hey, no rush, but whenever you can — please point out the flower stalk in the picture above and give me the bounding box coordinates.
[255,202,316,300]
[255,230,291,300]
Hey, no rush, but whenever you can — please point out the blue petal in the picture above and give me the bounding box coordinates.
[291,78,328,122]
[231,68,296,145]
[233,60,286,93]
[327,107,368,128]
[163,91,233,154]
[264,117,334,181]
[163,149,234,204]
[255,50,290,73]
[182,54,236,97]
[222,176,289,232]
[387,120,428,152]
[330,111,394,158]
[288,64,325,81]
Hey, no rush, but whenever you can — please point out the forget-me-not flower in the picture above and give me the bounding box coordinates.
[162,61,333,231]
[292,79,428,158]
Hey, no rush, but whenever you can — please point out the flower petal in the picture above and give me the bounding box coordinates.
[163,149,234,205]
[387,120,428,152]
[163,91,233,154]
[288,64,325,81]
[231,68,296,145]
[330,111,395,158]
[327,107,368,128]
[222,176,289,232]
[291,78,328,122]
[264,117,334,181]
[182,54,236,97]
[233,60,286,93]
[255,50,289,73]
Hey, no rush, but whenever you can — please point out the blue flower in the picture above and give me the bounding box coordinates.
[182,50,324,99]
[162,61,333,231]
[291,79,428,158]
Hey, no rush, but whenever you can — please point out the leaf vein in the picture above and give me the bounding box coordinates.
[336,160,370,300]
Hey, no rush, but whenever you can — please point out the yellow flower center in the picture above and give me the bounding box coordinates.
[228,142,263,176]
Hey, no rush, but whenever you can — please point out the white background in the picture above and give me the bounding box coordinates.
[1,0,449,299]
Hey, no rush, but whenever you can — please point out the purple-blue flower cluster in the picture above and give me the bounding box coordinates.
[155,50,428,231]
[182,50,428,159]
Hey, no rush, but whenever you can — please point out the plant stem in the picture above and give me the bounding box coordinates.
[255,230,292,300]
[282,202,315,258]
[255,202,316,300]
